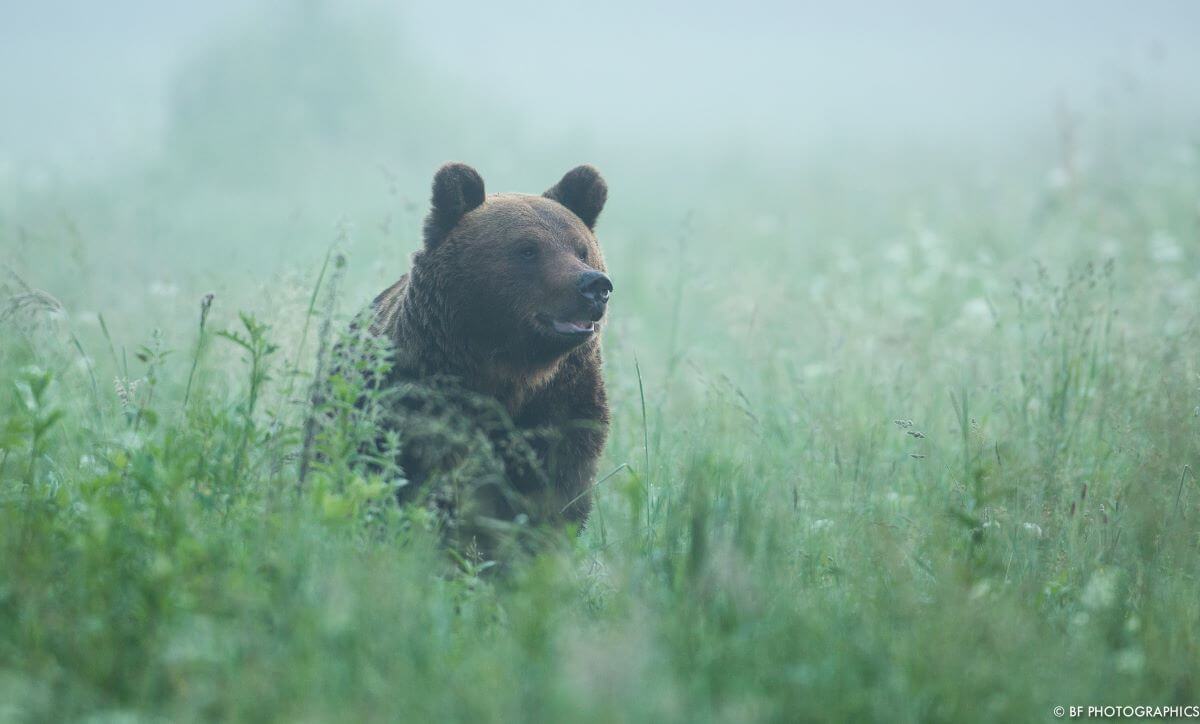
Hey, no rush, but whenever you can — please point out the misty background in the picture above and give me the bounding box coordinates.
[4,1,1199,164]
[1,1,1197,345]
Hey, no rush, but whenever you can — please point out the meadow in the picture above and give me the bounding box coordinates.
[2,8,1200,722]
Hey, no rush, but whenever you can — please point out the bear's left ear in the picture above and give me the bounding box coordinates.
[544,165,607,230]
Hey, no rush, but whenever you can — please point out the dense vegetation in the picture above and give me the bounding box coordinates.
[2,7,1198,722]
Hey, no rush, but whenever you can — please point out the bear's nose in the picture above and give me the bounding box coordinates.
[578,270,613,304]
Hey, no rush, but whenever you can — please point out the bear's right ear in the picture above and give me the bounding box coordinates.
[423,162,485,248]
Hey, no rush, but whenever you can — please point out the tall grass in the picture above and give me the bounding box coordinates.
[2,132,1199,722]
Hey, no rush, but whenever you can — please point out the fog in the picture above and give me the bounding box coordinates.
[6,5,1200,718]
[4,1,1197,170]
[1,1,1197,328]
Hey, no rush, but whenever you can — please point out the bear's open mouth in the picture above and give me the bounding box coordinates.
[550,319,597,335]
[535,312,601,338]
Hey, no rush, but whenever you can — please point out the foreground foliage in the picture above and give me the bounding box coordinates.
[2,129,1199,721]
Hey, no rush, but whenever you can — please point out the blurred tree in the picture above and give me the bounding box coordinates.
[162,2,499,186]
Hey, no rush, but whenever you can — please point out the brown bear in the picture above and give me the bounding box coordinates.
[364,163,612,551]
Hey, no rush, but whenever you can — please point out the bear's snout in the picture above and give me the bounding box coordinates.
[578,270,613,310]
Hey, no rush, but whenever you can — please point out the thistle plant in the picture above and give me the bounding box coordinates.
[218,312,279,486]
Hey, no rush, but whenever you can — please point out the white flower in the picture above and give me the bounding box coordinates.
[1081,568,1119,610]
[149,280,179,298]
[883,243,911,266]
[957,297,993,331]
[802,363,828,381]
[1022,522,1043,538]
[1150,232,1182,264]
[969,580,992,600]
[1115,648,1145,673]
[916,228,942,252]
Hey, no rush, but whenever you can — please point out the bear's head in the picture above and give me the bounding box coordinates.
[414,162,612,369]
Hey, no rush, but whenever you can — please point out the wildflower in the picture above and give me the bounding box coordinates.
[149,281,179,298]
[114,377,141,414]
[802,363,827,380]
[883,242,911,266]
[957,297,993,330]
[1115,648,1145,674]
[1081,568,1118,610]
[1150,231,1182,264]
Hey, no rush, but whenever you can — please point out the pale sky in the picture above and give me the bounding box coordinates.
[2,1,1197,168]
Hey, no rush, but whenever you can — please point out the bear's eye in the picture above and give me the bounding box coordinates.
[518,244,539,261]
[576,248,589,262]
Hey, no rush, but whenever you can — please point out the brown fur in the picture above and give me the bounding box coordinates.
[369,163,611,535]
